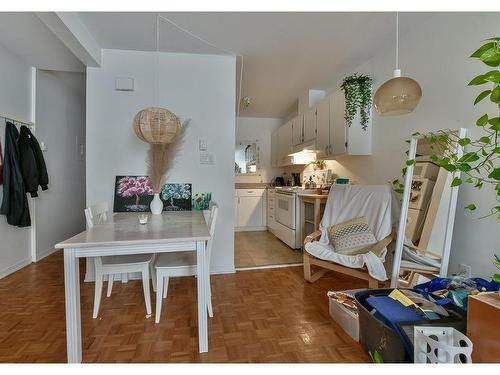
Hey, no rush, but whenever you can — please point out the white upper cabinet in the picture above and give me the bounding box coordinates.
[271,128,279,167]
[291,115,303,146]
[330,89,347,156]
[323,88,371,158]
[277,120,293,166]
[270,88,372,165]
[315,97,331,158]
[303,107,317,143]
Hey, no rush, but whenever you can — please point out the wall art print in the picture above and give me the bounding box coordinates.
[160,183,192,211]
[192,192,212,211]
[114,176,154,212]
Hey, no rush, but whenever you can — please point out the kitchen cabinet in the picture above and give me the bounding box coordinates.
[314,97,331,158]
[292,110,316,153]
[303,108,317,143]
[235,189,267,231]
[318,89,371,158]
[267,188,277,233]
[291,115,302,146]
[277,120,293,166]
[330,89,347,156]
[270,88,371,165]
[271,128,279,167]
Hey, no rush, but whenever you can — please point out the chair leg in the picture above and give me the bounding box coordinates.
[93,271,103,319]
[155,272,163,324]
[207,279,213,318]
[150,260,157,292]
[163,276,169,298]
[141,266,152,316]
[106,273,114,297]
[121,273,128,283]
[303,252,313,282]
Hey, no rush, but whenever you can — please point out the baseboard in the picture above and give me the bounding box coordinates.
[0,257,32,279]
[36,247,59,262]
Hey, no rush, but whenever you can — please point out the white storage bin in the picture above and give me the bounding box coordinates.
[414,326,473,363]
[328,290,362,342]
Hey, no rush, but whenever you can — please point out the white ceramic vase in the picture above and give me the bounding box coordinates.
[150,193,163,215]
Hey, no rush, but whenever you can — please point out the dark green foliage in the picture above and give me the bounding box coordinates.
[340,73,373,131]
[392,37,500,221]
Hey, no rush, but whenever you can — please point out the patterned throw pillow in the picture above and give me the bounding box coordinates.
[327,216,377,255]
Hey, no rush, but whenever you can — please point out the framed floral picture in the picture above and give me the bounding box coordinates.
[160,183,192,211]
[113,176,154,212]
[192,192,212,211]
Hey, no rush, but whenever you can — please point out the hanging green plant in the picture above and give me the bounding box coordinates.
[340,73,373,130]
[393,37,500,221]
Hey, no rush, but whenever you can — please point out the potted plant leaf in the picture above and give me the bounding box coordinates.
[310,159,326,171]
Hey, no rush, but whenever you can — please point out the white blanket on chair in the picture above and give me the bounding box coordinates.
[304,184,400,281]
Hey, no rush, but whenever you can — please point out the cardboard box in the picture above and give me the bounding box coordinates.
[329,290,363,342]
[467,293,500,363]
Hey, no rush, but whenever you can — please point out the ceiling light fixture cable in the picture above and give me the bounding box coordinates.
[157,15,245,134]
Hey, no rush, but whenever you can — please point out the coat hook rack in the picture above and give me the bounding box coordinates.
[0,112,35,131]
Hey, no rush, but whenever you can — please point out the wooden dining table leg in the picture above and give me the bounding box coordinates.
[196,240,208,353]
[64,248,82,363]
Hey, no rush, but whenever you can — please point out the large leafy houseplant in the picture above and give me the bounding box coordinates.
[393,38,500,221]
[340,73,373,130]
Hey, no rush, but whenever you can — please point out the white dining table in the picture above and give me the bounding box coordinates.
[55,211,211,363]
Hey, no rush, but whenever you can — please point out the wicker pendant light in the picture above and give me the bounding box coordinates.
[133,107,181,144]
[373,13,422,116]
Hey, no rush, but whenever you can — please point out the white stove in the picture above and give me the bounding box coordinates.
[273,186,314,249]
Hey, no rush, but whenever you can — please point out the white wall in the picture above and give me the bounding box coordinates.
[324,13,499,278]
[34,70,86,261]
[236,117,283,183]
[86,49,236,274]
[0,43,33,278]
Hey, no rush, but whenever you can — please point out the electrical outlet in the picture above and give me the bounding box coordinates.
[458,263,472,278]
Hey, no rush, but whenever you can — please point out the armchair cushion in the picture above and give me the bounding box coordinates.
[328,216,377,255]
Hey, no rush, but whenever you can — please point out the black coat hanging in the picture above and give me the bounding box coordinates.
[18,125,49,197]
[0,121,31,227]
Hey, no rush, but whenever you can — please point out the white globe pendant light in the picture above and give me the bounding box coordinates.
[374,13,422,116]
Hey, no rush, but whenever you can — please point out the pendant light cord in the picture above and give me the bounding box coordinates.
[396,12,399,70]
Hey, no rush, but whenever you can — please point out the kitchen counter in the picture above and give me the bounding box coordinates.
[235,183,270,189]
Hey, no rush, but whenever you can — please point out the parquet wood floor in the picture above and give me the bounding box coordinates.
[0,251,370,363]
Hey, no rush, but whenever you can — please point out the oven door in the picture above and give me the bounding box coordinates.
[275,192,296,230]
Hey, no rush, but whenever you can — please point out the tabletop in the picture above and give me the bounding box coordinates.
[55,211,211,249]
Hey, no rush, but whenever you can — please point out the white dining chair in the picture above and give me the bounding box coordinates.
[154,203,218,323]
[84,203,155,318]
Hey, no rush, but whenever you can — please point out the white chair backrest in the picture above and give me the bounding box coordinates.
[205,203,218,262]
[84,202,109,228]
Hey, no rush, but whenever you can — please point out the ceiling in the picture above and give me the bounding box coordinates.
[78,12,420,118]
[0,12,84,72]
[0,12,423,118]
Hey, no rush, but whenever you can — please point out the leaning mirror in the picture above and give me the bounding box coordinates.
[235,141,259,175]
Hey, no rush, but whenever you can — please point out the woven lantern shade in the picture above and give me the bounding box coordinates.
[133,107,181,144]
